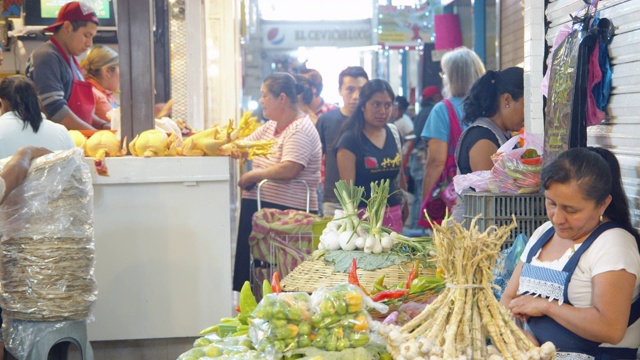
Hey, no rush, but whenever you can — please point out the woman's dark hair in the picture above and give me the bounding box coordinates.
[541,147,640,248]
[0,75,44,133]
[333,79,394,149]
[462,67,524,125]
[295,74,314,106]
[264,72,302,106]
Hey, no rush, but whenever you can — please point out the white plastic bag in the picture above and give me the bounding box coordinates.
[107,107,121,140]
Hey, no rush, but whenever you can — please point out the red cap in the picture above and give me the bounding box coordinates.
[421,85,441,99]
[43,2,99,33]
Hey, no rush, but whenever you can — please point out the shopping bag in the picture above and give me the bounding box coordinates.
[487,132,543,194]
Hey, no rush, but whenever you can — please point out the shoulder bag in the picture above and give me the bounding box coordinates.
[417,99,462,228]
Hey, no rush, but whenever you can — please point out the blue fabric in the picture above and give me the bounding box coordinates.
[521,263,568,288]
[591,17,614,112]
[420,97,466,143]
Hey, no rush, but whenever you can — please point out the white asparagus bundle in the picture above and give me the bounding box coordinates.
[378,215,556,360]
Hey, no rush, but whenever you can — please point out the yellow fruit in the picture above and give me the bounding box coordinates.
[68,130,86,148]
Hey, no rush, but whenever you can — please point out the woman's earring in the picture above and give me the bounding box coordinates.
[506,104,510,108]
[599,214,604,223]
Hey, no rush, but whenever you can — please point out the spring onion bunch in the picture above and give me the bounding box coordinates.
[360,179,398,253]
[318,181,367,251]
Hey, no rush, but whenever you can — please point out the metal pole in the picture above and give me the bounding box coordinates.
[473,0,487,64]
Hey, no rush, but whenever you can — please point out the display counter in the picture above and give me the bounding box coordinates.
[85,156,232,341]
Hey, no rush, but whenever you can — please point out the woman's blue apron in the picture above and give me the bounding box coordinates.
[521,221,640,359]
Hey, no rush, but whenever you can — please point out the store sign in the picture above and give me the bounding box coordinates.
[378,4,435,49]
[262,20,372,49]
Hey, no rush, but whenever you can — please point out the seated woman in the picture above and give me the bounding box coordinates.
[456,67,524,175]
[335,79,404,232]
[501,147,640,358]
[80,45,119,122]
[452,67,524,221]
[0,76,75,159]
[232,72,321,291]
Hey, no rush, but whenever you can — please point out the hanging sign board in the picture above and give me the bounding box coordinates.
[377,4,435,50]
[262,20,372,49]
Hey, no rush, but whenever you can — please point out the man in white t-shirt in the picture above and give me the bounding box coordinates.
[391,96,414,141]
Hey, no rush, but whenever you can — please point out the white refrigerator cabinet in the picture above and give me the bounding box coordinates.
[85,156,232,341]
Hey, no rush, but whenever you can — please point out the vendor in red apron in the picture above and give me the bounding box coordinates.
[26,1,110,131]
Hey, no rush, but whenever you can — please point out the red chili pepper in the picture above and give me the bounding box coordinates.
[521,156,542,165]
[348,258,370,296]
[236,305,241,313]
[271,271,282,293]
[372,289,409,302]
[405,261,420,289]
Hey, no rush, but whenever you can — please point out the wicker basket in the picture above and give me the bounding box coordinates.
[281,256,441,320]
[281,257,435,293]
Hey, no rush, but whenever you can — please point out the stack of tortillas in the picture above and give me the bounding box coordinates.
[0,148,97,321]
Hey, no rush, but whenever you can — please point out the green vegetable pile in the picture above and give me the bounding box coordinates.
[177,336,259,360]
[252,292,313,354]
[309,284,371,351]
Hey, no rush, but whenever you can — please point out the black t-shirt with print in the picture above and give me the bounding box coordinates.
[336,125,403,207]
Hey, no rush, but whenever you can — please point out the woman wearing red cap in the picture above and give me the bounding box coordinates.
[26,1,110,131]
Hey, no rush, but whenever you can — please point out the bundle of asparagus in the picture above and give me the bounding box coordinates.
[378,216,556,360]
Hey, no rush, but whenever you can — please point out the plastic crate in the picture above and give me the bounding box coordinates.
[463,192,547,249]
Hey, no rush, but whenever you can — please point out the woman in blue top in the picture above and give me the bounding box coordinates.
[335,79,404,232]
[420,47,485,208]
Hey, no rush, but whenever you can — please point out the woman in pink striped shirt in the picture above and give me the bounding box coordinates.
[233,72,322,291]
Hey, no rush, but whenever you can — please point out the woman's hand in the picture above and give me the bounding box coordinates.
[508,294,549,319]
[238,171,259,190]
[25,146,53,160]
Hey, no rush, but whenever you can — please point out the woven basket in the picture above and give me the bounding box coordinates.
[281,257,436,293]
[281,257,440,321]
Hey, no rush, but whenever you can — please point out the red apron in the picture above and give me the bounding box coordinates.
[50,38,95,125]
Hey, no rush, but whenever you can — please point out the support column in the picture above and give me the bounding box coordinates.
[116,0,155,141]
[523,0,545,135]
[473,0,486,64]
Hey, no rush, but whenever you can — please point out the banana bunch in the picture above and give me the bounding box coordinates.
[129,129,181,157]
